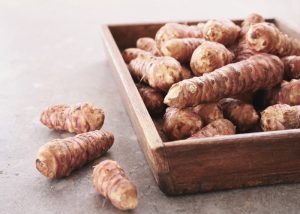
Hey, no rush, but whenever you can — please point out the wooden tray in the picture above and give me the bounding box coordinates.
[101,18,300,195]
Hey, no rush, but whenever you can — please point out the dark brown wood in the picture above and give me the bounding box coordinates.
[101,18,300,195]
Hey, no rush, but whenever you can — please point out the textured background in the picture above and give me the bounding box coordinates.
[0,0,300,213]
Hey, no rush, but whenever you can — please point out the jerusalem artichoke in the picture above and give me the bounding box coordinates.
[92,160,138,211]
[282,56,300,80]
[122,48,152,63]
[219,98,259,132]
[191,103,223,125]
[190,119,235,138]
[40,103,105,134]
[136,37,162,56]
[190,41,234,76]
[240,13,265,37]
[163,107,203,140]
[36,130,114,178]
[164,54,284,108]
[246,22,300,56]
[261,104,300,131]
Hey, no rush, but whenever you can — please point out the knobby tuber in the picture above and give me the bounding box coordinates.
[92,160,138,211]
[136,37,162,56]
[36,130,114,178]
[136,83,165,115]
[219,98,259,132]
[190,119,236,138]
[128,55,184,92]
[203,19,241,46]
[261,104,300,131]
[163,107,203,140]
[164,54,284,108]
[246,22,300,56]
[40,103,105,134]
[160,38,205,63]
[190,41,234,76]
[282,56,300,80]
[122,48,152,63]
[240,13,265,37]
[191,103,223,125]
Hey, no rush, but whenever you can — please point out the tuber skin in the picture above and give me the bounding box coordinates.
[203,19,241,46]
[163,107,203,140]
[136,83,165,115]
[262,79,300,106]
[136,37,162,56]
[246,22,300,56]
[122,48,152,64]
[40,103,105,134]
[128,55,184,92]
[92,160,138,211]
[155,23,204,51]
[36,130,114,179]
[191,103,224,125]
[240,13,265,37]
[180,65,193,80]
[282,56,300,80]
[164,54,284,108]
[189,119,236,138]
[160,38,205,63]
[219,98,259,132]
[261,104,300,131]
[190,41,234,76]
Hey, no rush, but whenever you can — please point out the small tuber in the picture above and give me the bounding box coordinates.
[191,103,224,125]
[122,48,152,63]
[136,37,162,56]
[282,56,300,80]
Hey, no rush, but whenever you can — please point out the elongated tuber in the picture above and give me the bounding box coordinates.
[136,37,162,56]
[261,104,300,131]
[40,103,105,134]
[92,160,138,211]
[262,79,300,106]
[122,48,152,63]
[164,54,284,108]
[203,19,240,46]
[36,130,114,178]
[136,83,165,115]
[282,56,300,80]
[191,103,223,125]
[246,22,300,56]
[219,98,259,132]
[155,23,204,51]
[128,55,184,91]
[160,38,205,63]
[190,119,235,138]
[190,41,234,76]
[163,107,203,140]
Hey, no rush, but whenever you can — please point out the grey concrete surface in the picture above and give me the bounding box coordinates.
[0,0,300,213]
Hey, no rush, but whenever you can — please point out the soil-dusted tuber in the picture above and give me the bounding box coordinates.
[203,19,241,46]
[190,119,236,138]
[155,23,204,51]
[282,56,300,80]
[163,107,203,140]
[136,37,162,56]
[219,98,259,132]
[164,54,284,108]
[261,104,300,131]
[192,103,223,125]
[160,38,205,63]
[92,160,138,211]
[128,55,184,92]
[136,83,165,115]
[40,103,105,134]
[190,41,234,76]
[246,22,300,56]
[36,130,114,179]
[122,48,152,63]
[262,79,300,106]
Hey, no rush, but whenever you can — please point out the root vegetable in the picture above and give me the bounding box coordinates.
[282,56,300,80]
[190,119,236,138]
[181,66,193,79]
[240,13,265,37]
[219,98,259,132]
[190,41,234,76]
[136,37,162,56]
[92,160,138,211]
[164,54,284,108]
[261,104,300,131]
[40,103,105,134]
[122,48,152,63]
[246,22,300,56]
[36,130,114,179]
[192,103,223,125]
[160,38,205,63]
[163,107,203,140]
[203,19,240,46]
